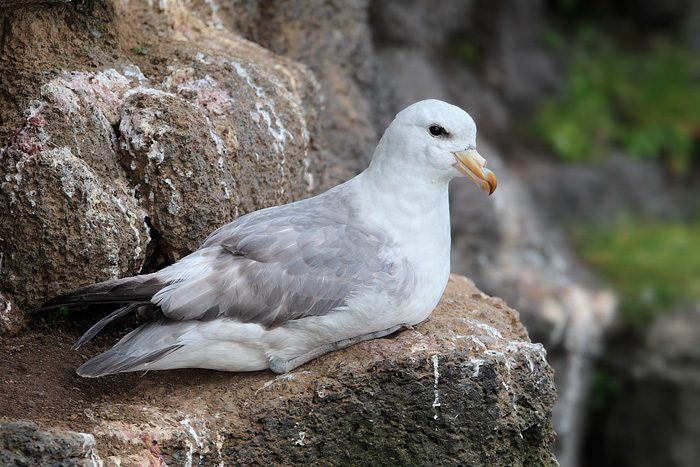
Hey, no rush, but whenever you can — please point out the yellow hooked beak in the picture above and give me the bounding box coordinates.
[453,149,497,195]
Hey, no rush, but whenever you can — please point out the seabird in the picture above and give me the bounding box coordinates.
[40,99,497,377]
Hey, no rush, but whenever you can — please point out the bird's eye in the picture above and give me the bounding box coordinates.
[428,125,448,137]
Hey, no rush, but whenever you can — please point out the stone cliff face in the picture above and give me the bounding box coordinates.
[0,0,559,464]
[0,0,324,329]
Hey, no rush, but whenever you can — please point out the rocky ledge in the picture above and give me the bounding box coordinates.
[0,275,557,466]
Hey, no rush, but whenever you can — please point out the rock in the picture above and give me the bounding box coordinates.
[214,0,383,180]
[118,89,237,261]
[370,0,558,125]
[518,152,680,225]
[0,140,150,322]
[0,421,99,467]
[601,304,700,467]
[0,275,558,466]
[0,0,325,327]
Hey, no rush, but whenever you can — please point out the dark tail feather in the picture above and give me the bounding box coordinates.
[35,273,168,353]
[71,303,143,350]
[36,273,166,311]
[76,344,184,378]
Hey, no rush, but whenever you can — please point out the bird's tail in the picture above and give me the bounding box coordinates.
[38,273,166,311]
[75,317,191,377]
[36,274,168,350]
[77,345,183,377]
[76,344,184,377]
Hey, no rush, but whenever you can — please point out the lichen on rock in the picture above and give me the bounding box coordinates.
[0,0,325,325]
[0,143,149,317]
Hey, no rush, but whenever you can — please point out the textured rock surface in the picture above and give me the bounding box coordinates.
[0,139,150,329]
[601,305,700,467]
[118,89,236,260]
[218,0,381,180]
[0,275,558,466]
[0,0,324,326]
[0,421,99,467]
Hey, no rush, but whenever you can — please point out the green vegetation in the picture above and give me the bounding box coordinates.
[453,39,481,65]
[574,219,700,328]
[132,45,148,55]
[590,367,621,410]
[48,306,70,328]
[535,35,700,174]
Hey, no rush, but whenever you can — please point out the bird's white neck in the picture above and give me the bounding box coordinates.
[352,165,451,251]
[357,133,453,219]
[359,167,449,215]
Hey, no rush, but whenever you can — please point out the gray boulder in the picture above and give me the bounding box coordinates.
[0,421,99,467]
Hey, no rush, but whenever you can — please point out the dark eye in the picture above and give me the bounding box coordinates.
[428,125,448,137]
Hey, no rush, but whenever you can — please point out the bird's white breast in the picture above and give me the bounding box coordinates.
[351,173,452,322]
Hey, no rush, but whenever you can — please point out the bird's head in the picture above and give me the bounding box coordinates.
[371,99,497,195]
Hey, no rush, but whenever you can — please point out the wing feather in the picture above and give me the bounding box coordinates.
[152,188,412,328]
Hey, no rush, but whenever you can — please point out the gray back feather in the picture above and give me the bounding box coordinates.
[153,185,413,328]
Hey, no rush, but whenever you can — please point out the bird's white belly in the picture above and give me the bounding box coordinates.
[146,340,269,372]
[263,242,451,365]
[136,320,270,372]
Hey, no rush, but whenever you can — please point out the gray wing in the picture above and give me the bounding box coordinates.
[151,189,412,328]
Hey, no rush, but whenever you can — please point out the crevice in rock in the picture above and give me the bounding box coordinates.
[111,120,121,147]
[113,120,134,178]
[140,217,174,274]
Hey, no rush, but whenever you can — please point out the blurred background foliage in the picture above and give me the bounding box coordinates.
[525,5,700,333]
[517,7,700,460]
[573,218,700,328]
[535,29,700,174]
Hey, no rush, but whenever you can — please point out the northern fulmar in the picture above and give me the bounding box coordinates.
[40,99,497,377]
